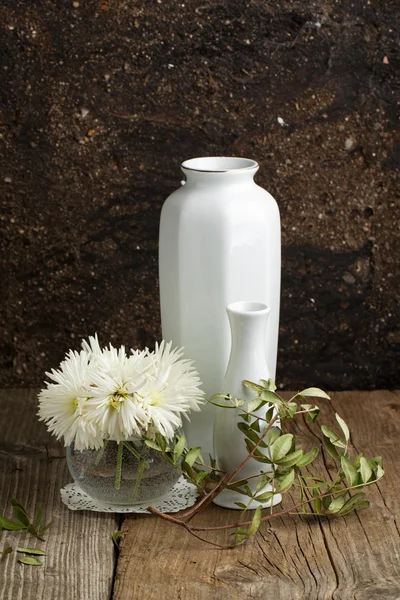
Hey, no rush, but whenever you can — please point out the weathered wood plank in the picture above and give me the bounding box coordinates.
[0,389,119,600]
[114,391,400,600]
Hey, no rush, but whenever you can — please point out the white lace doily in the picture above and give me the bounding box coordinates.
[60,476,198,513]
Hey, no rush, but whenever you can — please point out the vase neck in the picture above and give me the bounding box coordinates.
[225,301,271,392]
[181,156,258,188]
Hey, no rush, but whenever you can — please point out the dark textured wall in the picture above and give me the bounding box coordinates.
[0,0,399,390]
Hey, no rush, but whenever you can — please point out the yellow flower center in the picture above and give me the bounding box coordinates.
[149,391,162,406]
[108,387,128,411]
[72,397,79,411]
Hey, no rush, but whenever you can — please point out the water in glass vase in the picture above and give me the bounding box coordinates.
[66,439,180,506]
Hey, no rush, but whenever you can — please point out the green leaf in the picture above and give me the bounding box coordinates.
[173,435,186,464]
[274,449,304,468]
[266,426,281,446]
[34,504,43,530]
[358,457,373,483]
[311,497,322,514]
[323,436,341,461]
[296,447,318,468]
[247,506,262,537]
[243,381,264,392]
[338,492,368,515]
[38,521,52,537]
[12,506,30,528]
[247,397,264,413]
[297,388,330,399]
[327,495,347,514]
[17,548,47,556]
[260,379,277,391]
[335,414,350,442]
[254,490,275,502]
[375,464,385,480]
[0,516,26,531]
[183,447,203,468]
[234,502,247,510]
[260,390,281,404]
[321,426,346,448]
[1,547,12,556]
[18,556,43,566]
[112,531,122,547]
[271,434,293,462]
[341,456,359,487]
[275,469,295,493]
[194,471,209,486]
[144,440,161,451]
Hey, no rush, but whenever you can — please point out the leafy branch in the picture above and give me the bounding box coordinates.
[145,380,384,548]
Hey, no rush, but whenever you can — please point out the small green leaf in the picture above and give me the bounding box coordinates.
[275,469,295,493]
[266,426,281,446]
[247,506,262,536]
[358,457,373,483]
[234,502,247,510]
[297,388,330,399]
[335,414,350,443]
[0,516,26,531]
[296,447,318,468]
[254,490,275,502]
[18,556,43,566]
[341,456,359,487]
[173,435,186,464]
[243,381,264,392]
[323,436,341,461]
[34,504,43,530]
[1,547,12,556]
[247,397,264,413]
[274,449,303,468]
[338,492,368,515]
[38,521,52,537]
[271,434,293,462]
[311,497,322,514]
[327,495,347,513]
[321,426,346,448]
[17,548,47,556]
[144,440,161,451]
[112,531,122,547]
[260,379,277,391]
[12,506,30,528]
[183,447,203,468]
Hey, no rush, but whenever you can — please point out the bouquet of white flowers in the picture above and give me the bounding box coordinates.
[38,335,205,451]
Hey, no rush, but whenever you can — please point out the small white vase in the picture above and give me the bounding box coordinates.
[213,301,282,510]
[159,157,281,457]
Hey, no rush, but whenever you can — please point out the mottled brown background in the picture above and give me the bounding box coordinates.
[0,0,398,390]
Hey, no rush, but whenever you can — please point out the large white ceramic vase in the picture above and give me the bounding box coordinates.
[159,157,281,457]
[213,301,282,510]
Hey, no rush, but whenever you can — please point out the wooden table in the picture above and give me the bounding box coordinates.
[0,390,399,600]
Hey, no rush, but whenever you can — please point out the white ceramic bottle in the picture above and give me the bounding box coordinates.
[213,301,281,510]
[159,157,281,457]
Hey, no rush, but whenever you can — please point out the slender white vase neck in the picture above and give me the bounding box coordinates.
[224,301,270,401]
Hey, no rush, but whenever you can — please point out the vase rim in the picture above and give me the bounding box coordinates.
[181,156,259,174]
[227,301,270,315]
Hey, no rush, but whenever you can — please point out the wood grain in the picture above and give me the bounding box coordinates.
[114,391,400,600]
[0,389,119,600]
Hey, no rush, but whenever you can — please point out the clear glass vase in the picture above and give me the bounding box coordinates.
[66,439,180,506]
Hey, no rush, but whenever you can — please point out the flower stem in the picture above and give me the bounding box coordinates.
[115,442,124,490]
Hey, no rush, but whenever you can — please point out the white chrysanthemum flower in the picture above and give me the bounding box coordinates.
[138,341,205,440]
[83,346,150,442]
[38,349,103,451]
